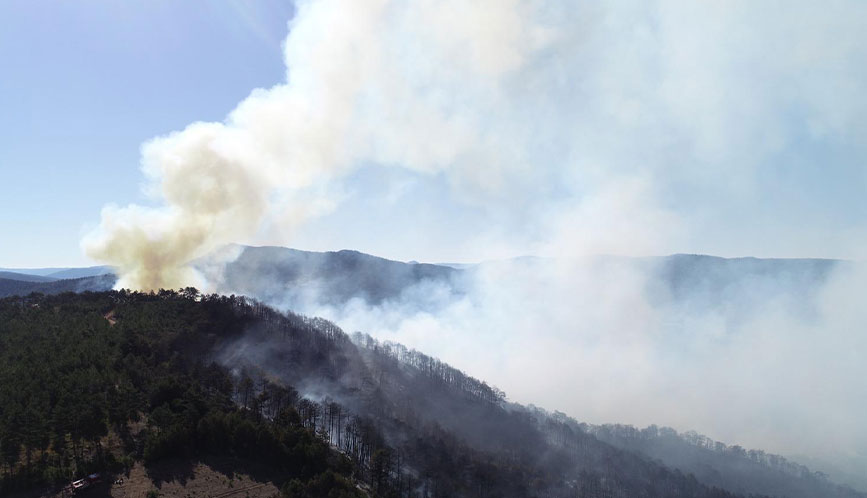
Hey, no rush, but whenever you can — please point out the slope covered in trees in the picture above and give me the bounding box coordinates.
[0,290,760,498]
[0,290,859,497]
[583,423,862,498]
[0,291,361,497]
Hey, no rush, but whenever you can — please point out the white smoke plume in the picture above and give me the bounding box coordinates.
[84,0,866,289]
[83,0,557,289]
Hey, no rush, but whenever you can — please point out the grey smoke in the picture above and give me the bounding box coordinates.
[83,1,867,288]
[206,248,867,490]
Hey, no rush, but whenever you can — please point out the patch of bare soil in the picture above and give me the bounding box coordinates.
[103,310,117,326]
[113,457,281,498]
[17,457,281,498]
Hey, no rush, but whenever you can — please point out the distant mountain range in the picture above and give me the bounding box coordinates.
[0,265,113,279]
[0,264,115,298]
[204,246,844,319]
[205,246,461,308]
[0,248,845,311]
[0,266,117,297]
[0,271,58,283]
[0,274,116,298]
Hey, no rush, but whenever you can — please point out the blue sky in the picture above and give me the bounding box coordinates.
[2,1,866,269]
[0,1,293,266]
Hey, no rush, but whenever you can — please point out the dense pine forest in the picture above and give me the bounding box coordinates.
[0,290,859,497]
[0,290,365,497]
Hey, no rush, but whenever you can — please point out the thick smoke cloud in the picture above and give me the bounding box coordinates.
[85,0,866,288]
[83,0,559,288]
[84,0,867,488]
[283,257,867,489]
[83,0,867,288]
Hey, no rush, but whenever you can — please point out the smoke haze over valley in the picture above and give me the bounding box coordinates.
[200,246,867,489]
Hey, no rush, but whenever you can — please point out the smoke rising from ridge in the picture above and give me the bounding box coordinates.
[85,0,867,288]
[83,0,559,289]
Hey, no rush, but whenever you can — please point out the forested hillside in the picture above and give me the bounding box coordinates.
[0,291,366,497]
[0,290,765,498]
[584,423,861,498]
